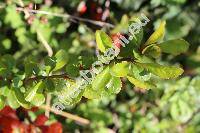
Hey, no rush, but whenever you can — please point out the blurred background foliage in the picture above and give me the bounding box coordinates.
[0,0,200,132]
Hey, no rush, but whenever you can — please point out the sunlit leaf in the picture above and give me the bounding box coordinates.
[145,21,166,46]
[92,67,112,90]
[106,76,122,94]
[13,87,30,109]
[25,81,44,102]
[83,85,101,99]
[130,64,151,81]
[7,89,20,109]
[137,63,184,79]
[110,62,130,77]
[53,50,68,71]
[95,30,113,53]
[142,44,161,58]
[127,76,155,89]
[31,93,45,106]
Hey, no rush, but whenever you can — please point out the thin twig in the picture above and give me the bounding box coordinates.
[39,105,90,125]
[16,7,114,28]
[17,0,30,18]
[37,30,53,56]
[36,29,53,117]
[45,94,51,117]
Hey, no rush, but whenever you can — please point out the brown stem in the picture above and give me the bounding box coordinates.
[39,105,90,125]
[16,7,114,28]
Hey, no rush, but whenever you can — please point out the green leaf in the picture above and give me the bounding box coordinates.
[65,63,79,77]
[142,44,161,58]
[111,15,129,33]
[95,30,113,53]
[0,86,10,96]
[13,77,23,88]
[31,93,45,106]
[92,67,112,90]
[0,55,16,70]
[5,5,23,28]
[83,85,101,99]
[130,64,151,81]
[159,39,189,55]
[127,76,155,89]
[53,50,68,71]
[25,63,40,77]
[44,79,55,92]
[25,81,44,102]
[110,62,130,77]
[106,77,122,94]
[56,81,85,106]
[0,96,5,110]
[170,100,192,122]
[44,56,56,74]
[7,89,20,109]
[131,28,143,47]
[137,63,184,79]
[133,49,154,63]
[13,87,30,109]
[0,55,16,77]
[84,76,122,99]
[145,21,166,46]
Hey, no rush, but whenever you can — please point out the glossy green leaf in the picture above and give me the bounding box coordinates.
[54,50,68,71]
[131,28,143,47]
[145,21,166,46]
[92,67,112,90]
[83,85,101,99]
[57,81,85,106]
[133,49,154,63]
[110,62,130,77]
[31,93,45,106]
[142,44,161,58]
[25,63,40,77]
[84,76,122,99]
[13,87,30,109]
[130,64,151,81]
[7,89,20,109]
[127,76,155,89]
[25,81,44,102]
[159,39,190,55]
[44,56,56,74]
[137,63,184,79]
[106,77,122,94]
[95,30,113,53]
